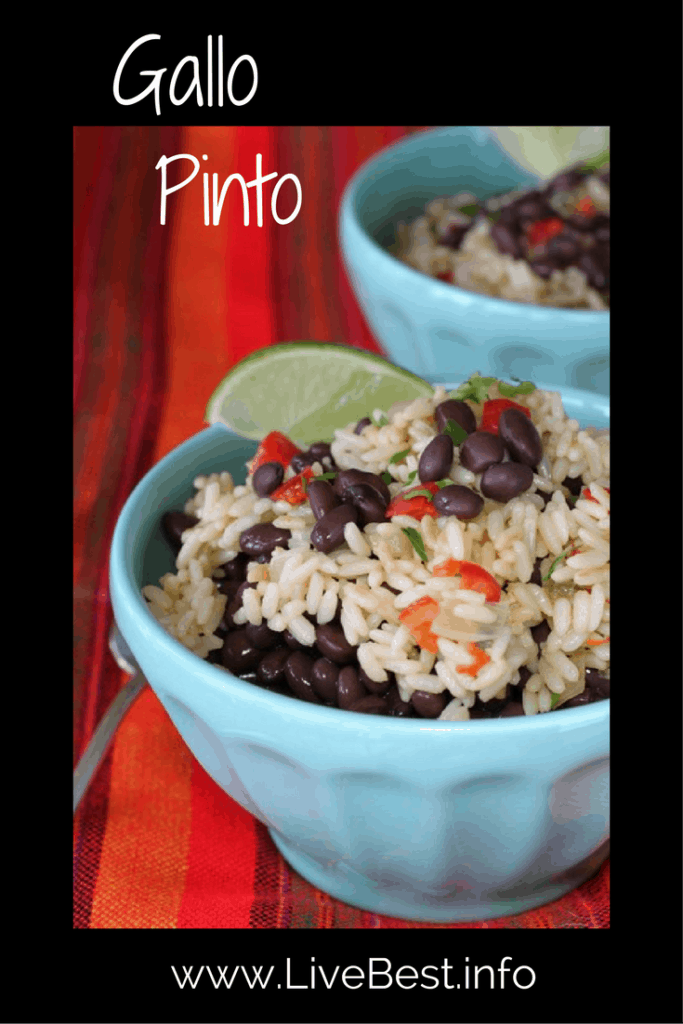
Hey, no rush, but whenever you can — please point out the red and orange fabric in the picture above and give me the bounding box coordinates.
[73,126,609,929]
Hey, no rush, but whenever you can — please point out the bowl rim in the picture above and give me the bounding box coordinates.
[339,125,610,322]
[110,381,609,736]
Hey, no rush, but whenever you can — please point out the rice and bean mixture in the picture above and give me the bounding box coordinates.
[143,376,610,720]
[393,163,610,310]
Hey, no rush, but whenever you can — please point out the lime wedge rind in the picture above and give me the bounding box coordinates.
[205,342,433,446]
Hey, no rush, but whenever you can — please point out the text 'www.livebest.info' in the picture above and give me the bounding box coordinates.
[171,957,537,992]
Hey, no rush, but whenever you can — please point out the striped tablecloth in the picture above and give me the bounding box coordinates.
[73,125,609,929]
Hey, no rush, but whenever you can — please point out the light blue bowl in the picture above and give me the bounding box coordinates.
[339,126,610,396]
[110,383,609,922]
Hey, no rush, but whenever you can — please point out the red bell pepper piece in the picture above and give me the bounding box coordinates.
[386,481,440,520]
[399,595,440,654]
[574,193,596,217]
[269,466,315,506]
[526,216,564,248]
[432,559,502,603]
[459,642,491,677]
[251,431,302,474]
[480,398,531,435]
[436,270,454,283]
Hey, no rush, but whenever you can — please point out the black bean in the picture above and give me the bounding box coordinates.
[562,474,583,497]
[337,665,367,709]
[545,166,587,196]
[499,701,525,717]
[432,484,483,520]
[334,468,391,506]
[562,690,594,708]
[530,619,551,652]
[311,657,340,702]
[579,252,608,291]
[438,221,471,250]
[358,665,391,696]
[218,552,250,583]
[385,685,415,717]
[310,503,359,554]
[283,628,311,651]
[221,629,263,675]
[411,689,449,718]
[240,523,291,559]
[284,651,321,703]
[354,417,372,435]
[513,191,553,223]
[308,441,332,461]
[515,665,533,691]
[245,621,283,650]
[529,557,543,586]
[529,259,558,280]
[480,462,534,502]
[418,434,454,483]
[215,579,241,605]
[290,451,318,473]
[307,479,340,521]
[252,461,284,497]
[498,407,543,468]
[221,581,256,630]
[348,695,389,715]
[315,622,357,664]
[434,399,476,436]
[546,232,580,266]
[585,667,610,699]
[162,511,199,550]
[490,220,522,258]
[459,431,506,474]
[343,483,388,526]
[600,169,610,186]
[257,647,290,685]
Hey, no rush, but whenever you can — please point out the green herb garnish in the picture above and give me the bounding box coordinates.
[435,478,452,489]
[451,373,498,404]
[581,149,610,173]
[311,471,338,483]
[389,448,411,465]
[550,692,561,709]
[373,413,389,427]
[406,469,418,484]
[542,549,571,581]
[458,203,479,217]
[488,209,503,223]
[444,418,468,445]
[498,379,536,398]
[381,471,393,485]
[403,488,435,501]
[402,527,428,562]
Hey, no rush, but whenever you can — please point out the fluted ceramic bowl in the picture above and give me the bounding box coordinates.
[109,382,609,922]
[339,126,610,396]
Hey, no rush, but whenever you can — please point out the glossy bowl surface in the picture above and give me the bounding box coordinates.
[339,126,609,396]
[109,383,609,921]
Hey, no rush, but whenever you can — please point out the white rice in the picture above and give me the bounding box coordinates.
[143,381,609,717]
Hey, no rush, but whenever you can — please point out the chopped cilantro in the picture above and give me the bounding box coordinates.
[488,209,503,223]
[311,471,338,483]
[402,527,428,562]
[542,549,570,581]
[435,478,452,489]
[381,471,393,485]
[443,418,467,445]
[403,488,435,501]
[450,373,498,404]
[457,203,479,217]
[389,448,411,464]
[406,469,418,484]
[498,379,536,398]
[550,692,561,708]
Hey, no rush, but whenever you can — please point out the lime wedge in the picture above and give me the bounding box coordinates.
[487,126,609,181]
[205,343,434,445]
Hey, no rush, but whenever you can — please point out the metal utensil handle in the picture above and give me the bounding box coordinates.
[73,673,147,813]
